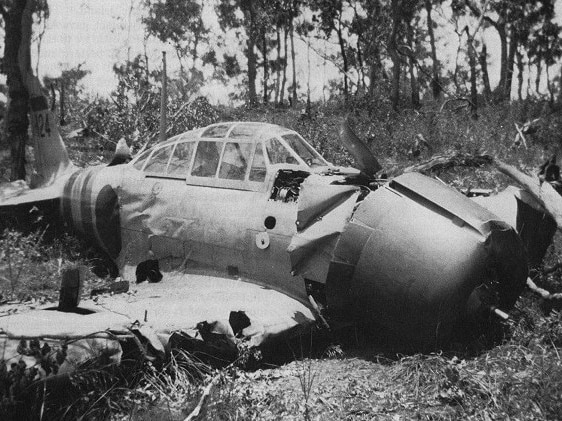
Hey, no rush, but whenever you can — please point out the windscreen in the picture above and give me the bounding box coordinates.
[281,134,328,167]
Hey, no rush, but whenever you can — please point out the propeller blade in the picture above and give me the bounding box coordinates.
[338,117,382,177]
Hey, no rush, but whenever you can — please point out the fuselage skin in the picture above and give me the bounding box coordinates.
[58,146,528,345]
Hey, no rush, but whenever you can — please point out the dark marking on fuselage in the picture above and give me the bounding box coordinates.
[95,184,122,258]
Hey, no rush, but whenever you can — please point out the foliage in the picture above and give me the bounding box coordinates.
[0,227,95,302]
[83,55,220,155]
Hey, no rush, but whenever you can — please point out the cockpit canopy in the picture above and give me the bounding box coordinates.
[130,122,329,184]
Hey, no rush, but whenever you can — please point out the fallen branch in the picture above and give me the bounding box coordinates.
[526,277,562,301]
[439,97,471,113]
[184,372,221,421]
[402,153,493,174]
[514,123,528,149]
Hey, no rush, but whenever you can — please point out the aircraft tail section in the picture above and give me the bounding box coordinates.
[29,95,74,187]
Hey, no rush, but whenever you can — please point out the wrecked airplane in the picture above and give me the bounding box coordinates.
[2,101,554,374]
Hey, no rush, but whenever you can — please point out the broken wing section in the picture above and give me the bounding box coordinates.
[97,272,316,352]
[0,272,316,376]
[0,310,131,376]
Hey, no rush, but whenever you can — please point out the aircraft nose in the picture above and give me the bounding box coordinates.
[325,176,528,345]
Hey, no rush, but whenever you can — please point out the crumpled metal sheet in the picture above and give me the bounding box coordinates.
[0,272,316,377]
[295,178,360,231]
[472,186,557,267]
[288,176,360,281]
[116,171,260,270]
[0,310,129,376]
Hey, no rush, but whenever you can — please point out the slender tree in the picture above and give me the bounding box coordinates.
[143,0,209,100]
[309,0,352,99]
[458,0,556,101]
[0,0,49,181]
[479,43,492,100]
[388,0,402,110]
[424,0,441,99]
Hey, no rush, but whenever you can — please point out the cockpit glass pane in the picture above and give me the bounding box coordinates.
[229,123,261,139]
[249,143,266,182]
[167,141,195,176]
[144,145,174,173]
[191,141,222,177]
[281,133,327,167]
[201,124,231,138]
[218,142,253,180]
[265,137,299,165]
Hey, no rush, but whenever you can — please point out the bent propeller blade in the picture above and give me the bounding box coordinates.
[338,117,382,177]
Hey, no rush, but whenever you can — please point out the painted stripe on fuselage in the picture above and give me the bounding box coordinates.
[61,166,107,248]
[61,170,81,232]
[80,168,99,241]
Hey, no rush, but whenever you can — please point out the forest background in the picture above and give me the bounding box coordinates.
[1,1,562,420]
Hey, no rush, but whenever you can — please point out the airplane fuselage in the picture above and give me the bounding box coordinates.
[55,122,529,345]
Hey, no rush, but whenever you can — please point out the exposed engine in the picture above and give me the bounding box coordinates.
[269,170,310,202]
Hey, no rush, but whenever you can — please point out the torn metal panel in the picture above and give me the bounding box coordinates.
[472,186,557,267]
[0,309,130,376]
[295,176,360,231]
[388,172,499,235]
[288,176,360,281]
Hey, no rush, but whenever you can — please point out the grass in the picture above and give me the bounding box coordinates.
[1,96,562,419]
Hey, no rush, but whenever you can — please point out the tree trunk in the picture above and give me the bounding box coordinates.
[504,31,518,101]
[356,37,365,94]
[406,20,419,109]
[546,64,554,104]
[247,36,258,105]
[336,22,349,99]
[559,66,562,103]
[2,0,30,181]
[495,24,508,100]
[425,0,440,99]
[389,0,401,111]
[241,1,258,106]
[280,26,288,106]
[274,28,281,105]
[516,49,523,101]
[290,19,297,107]
[262,31,268,104]
[479,44,492,101]
[465,28,478,119]
[306,40,311,108]
[535,54,542,95]
[368,45,382,98]
[526,60,532,98]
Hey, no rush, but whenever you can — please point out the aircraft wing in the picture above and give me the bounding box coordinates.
[0,177,67,207]
[0,271,317,373]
